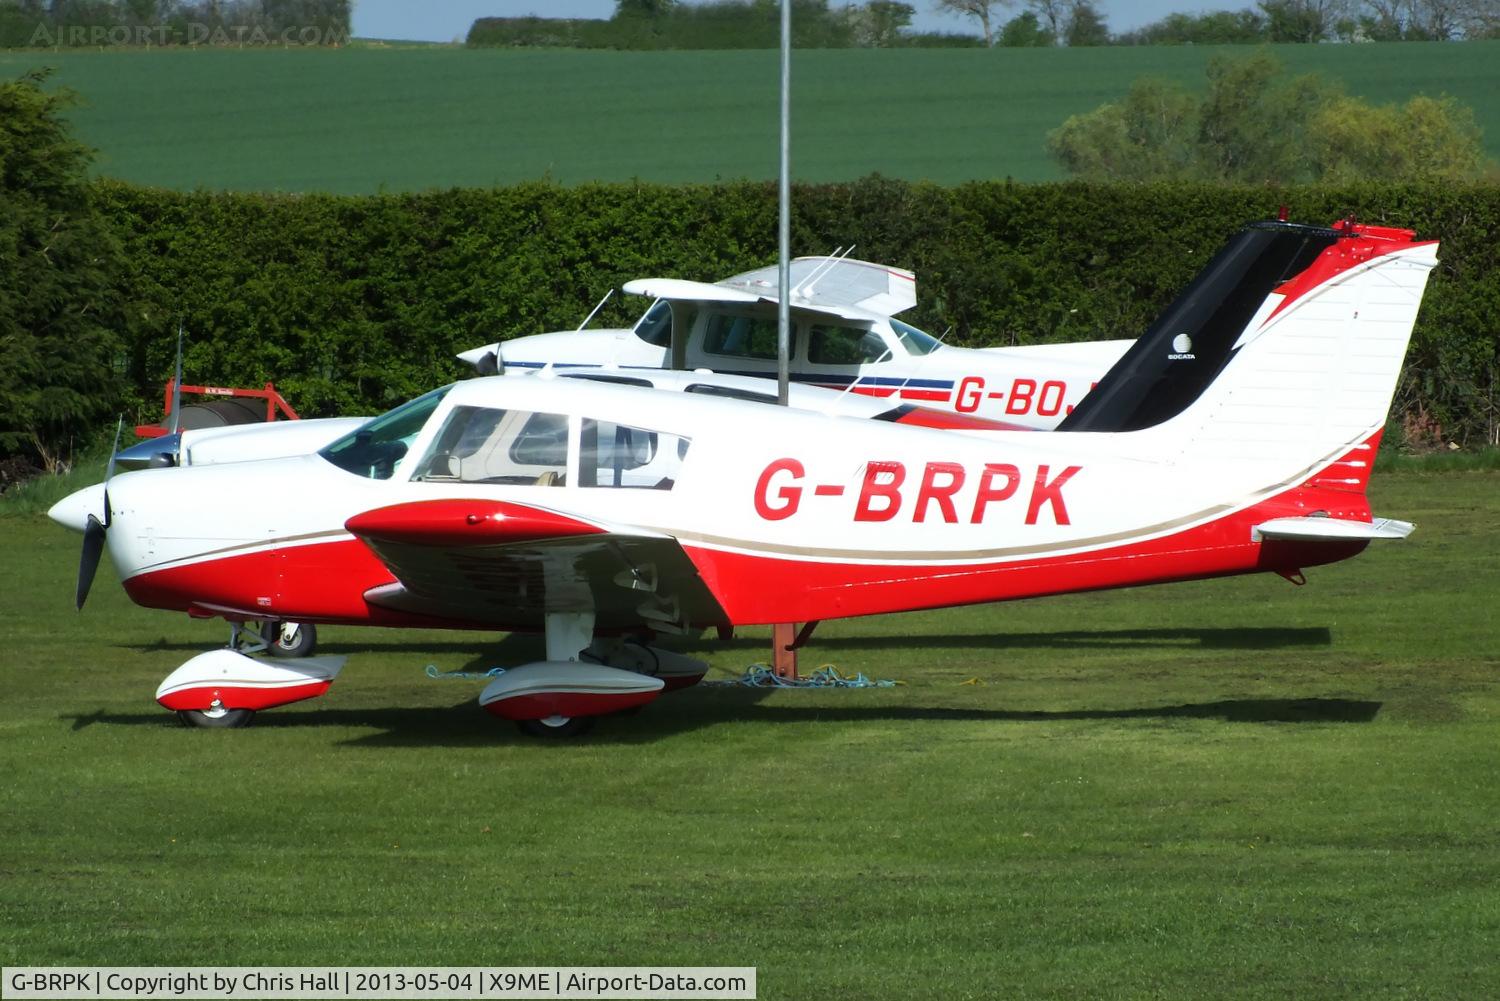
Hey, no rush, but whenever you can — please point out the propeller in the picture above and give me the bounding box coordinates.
[168,321,184,437]
[115,322,186,471]
[75,418,122,610]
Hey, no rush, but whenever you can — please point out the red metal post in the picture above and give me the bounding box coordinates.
[772,622,798,680]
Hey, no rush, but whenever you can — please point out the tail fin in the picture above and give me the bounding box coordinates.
[1059,220,1341,433]
[1063,219,1438,474]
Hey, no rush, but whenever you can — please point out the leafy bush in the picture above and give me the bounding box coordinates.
[1049,51,1492,184]
[0,70,124,471]
[87,177,1500,451]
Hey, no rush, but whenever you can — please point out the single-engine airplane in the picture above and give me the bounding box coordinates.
[459,256,1132,429]
[49,218,1435,737]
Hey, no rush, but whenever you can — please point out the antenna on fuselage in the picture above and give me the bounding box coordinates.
[885,324,953,411]
[577,288,614,331]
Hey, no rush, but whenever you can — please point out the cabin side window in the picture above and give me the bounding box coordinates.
[703,313,780,361]
[413,406,568,486]
[579,418,689,490]
[807,324,889,365]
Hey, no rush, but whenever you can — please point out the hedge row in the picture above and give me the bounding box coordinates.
[93,178,1500,447]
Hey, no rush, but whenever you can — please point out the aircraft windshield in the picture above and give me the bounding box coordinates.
[634,300,672,347]
[320,385,451,480]
[891,319,943,356]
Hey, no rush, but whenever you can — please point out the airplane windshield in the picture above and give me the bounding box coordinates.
[891,319,943,356]
[634,300,672,347]
[320,385,451,480]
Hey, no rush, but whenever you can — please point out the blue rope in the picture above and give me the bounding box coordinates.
[702,664,897,689]
[424,665,507,680]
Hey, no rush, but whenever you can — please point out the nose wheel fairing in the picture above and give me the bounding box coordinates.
[155,649,345,714]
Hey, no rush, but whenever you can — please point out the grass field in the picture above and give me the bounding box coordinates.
[0,41,1496,191]
[2,468,1499,997]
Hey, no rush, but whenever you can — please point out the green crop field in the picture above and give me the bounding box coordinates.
[3,467,1499,997]
[0,41,1496,192]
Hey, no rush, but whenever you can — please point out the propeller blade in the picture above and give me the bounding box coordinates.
[76,513,106,610]
[168,322,184,437]
[104,416,122,486]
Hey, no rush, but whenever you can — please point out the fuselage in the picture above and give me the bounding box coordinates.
[93,376,1373,630]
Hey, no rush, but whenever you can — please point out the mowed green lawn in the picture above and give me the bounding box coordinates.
[0,41,1496,191]
[1,469,1498,997]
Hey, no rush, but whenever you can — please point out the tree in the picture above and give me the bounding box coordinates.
[1025,0,1068,40]
[1114,9,1266,45]
[1310,93,1486,181]
[996,8,1052,44]
[1063,0,1109,44]
[0,70,124,471]
[1046,50,1491,185]
[851,1,915,45]
[614,0,677,17]
[934,0,1014,46]
[1257,0,1350,41]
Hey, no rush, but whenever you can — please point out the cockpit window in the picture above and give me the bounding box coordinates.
[634,300,672,348]
[580,418,689,490]
[808,324,890,365]
[413,406,567,486]
[891,318,943,356]
[320,385,450,480]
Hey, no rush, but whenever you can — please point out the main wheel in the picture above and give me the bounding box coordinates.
[176,707,255,729]
[515,714,596,739]
[267,621,317,659]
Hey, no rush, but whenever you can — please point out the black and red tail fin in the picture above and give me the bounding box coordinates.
[1059,220,1342,433]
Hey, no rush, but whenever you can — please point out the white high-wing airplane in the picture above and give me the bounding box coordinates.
[459,257,1133,429]
[49,219,1435,737]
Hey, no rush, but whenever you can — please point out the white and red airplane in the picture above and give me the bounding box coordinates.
[458,256,1132,429]
[49,218,1435,736]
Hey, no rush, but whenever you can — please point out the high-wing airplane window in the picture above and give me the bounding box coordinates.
[579,418,689,490]
[413,406,567,486]
[320,385,451,480]
[634,300,672,347]
[703,313,779,360]
[808,324,889,365]
[890,318,944,356]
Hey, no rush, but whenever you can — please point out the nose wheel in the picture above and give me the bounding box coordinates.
[176,704,256,729]
[515,715,596,739]
[268,620,317,659]
[229,619,318,658]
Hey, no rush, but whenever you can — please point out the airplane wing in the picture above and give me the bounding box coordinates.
[623,257,917,321]
[345,499,728,633]
[719,257,917,318]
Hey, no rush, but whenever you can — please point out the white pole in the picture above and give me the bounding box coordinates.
[776,0,791,406]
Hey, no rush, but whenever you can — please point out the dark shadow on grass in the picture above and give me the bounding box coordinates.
[61,691,1380,747]
[680,627,1333,655]
[121,638,540,658]
[123,628,1327,659]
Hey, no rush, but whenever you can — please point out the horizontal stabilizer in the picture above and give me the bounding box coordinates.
[1252,517,1414,543]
